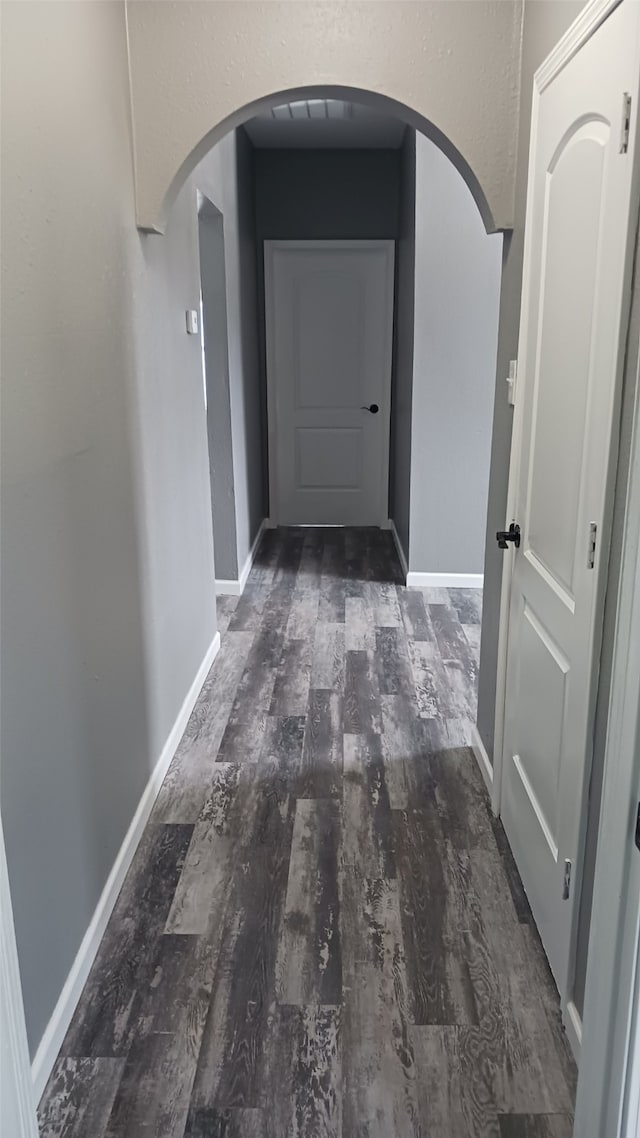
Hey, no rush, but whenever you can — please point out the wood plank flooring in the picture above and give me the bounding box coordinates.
[39,527,577,1138]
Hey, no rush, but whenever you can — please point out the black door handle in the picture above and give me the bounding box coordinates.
[361,403,379,414]
[496,522,521,549]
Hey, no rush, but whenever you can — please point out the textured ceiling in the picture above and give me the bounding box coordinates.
[243,100,407,149]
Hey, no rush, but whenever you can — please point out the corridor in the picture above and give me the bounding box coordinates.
[38,528,576,1138]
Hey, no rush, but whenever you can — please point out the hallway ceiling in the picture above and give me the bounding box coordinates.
[243,99,407,149]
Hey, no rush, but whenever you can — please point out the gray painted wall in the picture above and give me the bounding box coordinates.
[1,1,158,1053]
[409,135,502,575]
[0,2,250,1053]
[198,130,265,575]
[254,149,401,241]
[389,131,416,560]
[133,173,218,770]
[477,0,586,759]
[199,206,238,581]
[229,129,265,562]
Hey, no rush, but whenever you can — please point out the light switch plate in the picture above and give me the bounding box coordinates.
[186,309,199,335]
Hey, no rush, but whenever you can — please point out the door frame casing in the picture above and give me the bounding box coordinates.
[0,813,39,1137]
[197,191,240,586]
[264,239,395,528]
[491,0,640,1119]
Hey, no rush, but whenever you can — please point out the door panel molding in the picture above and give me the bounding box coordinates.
[511,753,560,862]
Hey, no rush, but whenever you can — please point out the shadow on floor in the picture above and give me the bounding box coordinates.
[38,526,575,1138]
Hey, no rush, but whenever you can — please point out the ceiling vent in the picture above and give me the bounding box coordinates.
[270,99,353,121]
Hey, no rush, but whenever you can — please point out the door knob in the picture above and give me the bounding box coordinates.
[361,403,379,414]
[496,522,521,549]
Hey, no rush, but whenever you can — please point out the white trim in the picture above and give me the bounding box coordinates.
[406,571,484,590]
[470,724,494,799]
[492,543,515,817]
[565,998,583,1064]
[621,951,640,1138]
[536,0,622,91]
[215,520,266,597]
[0,822,39,1137]
[264,240,394,528]
[239,520,267,592]
[574,359,640,1133]
[387,519,408,584]
[492,546,516,816]
[215,579,244,597]
[575,214,640,1135]
[30,632,221,1103]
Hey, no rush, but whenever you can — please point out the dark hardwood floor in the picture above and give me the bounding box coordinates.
[38,527,577,1138]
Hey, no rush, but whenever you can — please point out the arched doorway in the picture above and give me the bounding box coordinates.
[187,89,501,616]
[151,84,499,237]
[124,2,521,237]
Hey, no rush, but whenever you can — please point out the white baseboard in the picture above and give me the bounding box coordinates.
[387,519,408,584]
[215,578,243,597]
[215,519,266,597]
[31,632,221,1103]
[471,724,494,798]
[406,571,484,590]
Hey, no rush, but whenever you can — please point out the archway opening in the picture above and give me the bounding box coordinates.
[184,86,502,697]
[157,84,498,237]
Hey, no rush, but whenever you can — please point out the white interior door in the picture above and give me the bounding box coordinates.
[265,241,394,526]
[501,0,640,1008]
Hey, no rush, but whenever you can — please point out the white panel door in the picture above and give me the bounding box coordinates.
[265,241,394,525]
[501,0,640,1002]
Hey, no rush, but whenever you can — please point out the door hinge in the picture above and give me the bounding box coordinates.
[506,359,518,406]
[621,93,632,154]
[562,859,572,901]
[587,522,597,570]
